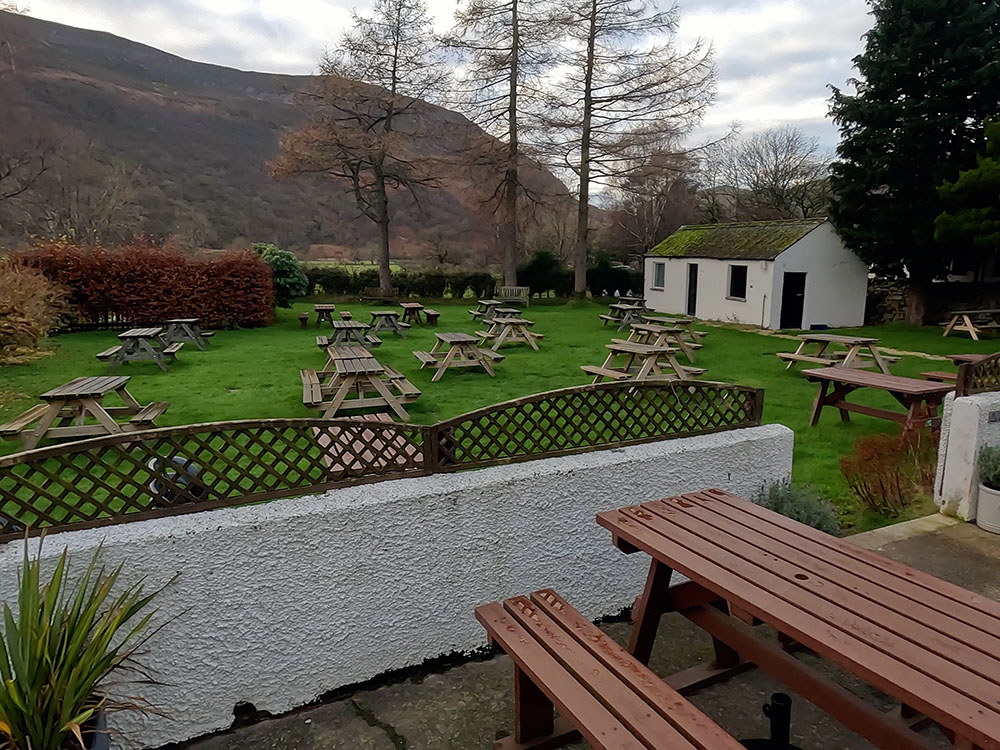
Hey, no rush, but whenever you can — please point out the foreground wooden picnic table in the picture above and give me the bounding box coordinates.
[96,327,182,371]
[803,367,953,434]
[778,332,895,374]
[477,316,543,351]
[301,346,419,421]
[0,375,168,449]
[597,488,1000,750]
[942,309,1000,340]
[413,332,503,382]
[163,318,214,350]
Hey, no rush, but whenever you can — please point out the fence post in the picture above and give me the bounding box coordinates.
[424,424,440,473]
[956,363,971,397]
[752,388,765,424]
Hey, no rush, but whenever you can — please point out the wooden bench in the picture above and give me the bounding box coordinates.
[340,311,353,321]
[383,366,421,398]
[498,285,530,307]
[129,401,169,425]
[922,370,958,382]
[598,314,619,326]
[580,365,632,381]
[162,342,183,358]
[412,351,438,368]
[201,331,215,338]
[300,369,323,407]
[365,335,382,348]
[361,286,399,302]
[95,345,123,361]
[476,588,744,750]
[316,335,330,349]
[424,309,440,326]
[478,348,505,362]
[0,403,49,436]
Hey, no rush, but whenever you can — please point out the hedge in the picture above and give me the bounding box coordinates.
[305,267,496,299]
[20,238,275,329]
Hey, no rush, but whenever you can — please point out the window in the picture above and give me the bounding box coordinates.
[652,262,666,289]
[728,265,748,301]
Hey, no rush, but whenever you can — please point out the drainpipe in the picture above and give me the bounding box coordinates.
[761,294,767,328]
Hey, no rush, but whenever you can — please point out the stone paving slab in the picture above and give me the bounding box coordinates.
[182,518,997,750]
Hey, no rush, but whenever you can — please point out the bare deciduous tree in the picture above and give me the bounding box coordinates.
[272,0,446,292]
[536,0,715,293]
[446,0,557,284]
[699,126,831,221]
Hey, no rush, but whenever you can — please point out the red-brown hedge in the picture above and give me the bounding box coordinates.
[19,238,275,329]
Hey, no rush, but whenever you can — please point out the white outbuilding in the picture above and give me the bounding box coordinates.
[643,218,869,330]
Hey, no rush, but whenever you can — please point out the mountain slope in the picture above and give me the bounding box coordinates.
[0,11,568,260]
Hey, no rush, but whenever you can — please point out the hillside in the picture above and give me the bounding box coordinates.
[0,11,570,261]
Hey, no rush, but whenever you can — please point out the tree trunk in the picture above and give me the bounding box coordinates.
[374,168,392,293]
[573,0,598,297]
[502,0,520,287]
[905,278,927,325]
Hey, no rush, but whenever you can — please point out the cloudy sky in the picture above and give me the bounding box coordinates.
[25,0,872,150]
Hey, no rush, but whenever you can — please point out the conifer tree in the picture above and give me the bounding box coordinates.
[829,0,1000,322]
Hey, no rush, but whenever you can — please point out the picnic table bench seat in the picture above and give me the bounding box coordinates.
[95,345,123,361]
[424,309,440,326]
[162,342,184,356]
[580,365,632,381]
[599,314,619,325]
[922,370,958,382]
[412,350,439,367]
[129,401,170,424]
[0,403,49,436]
[476,588,744,750]
[300,369,323,407]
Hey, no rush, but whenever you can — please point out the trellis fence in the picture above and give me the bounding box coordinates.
[957,353,1000,396]
[0,380,763,542]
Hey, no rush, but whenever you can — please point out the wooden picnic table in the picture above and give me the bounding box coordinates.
[476,316,544,351]
[581,340,688,383]
[942,309,1000,340]
[322,320,381,348]
[413,332,503,382]
[399,301,426,325]
[0,375,168,449]
[802,367,953,434]
[302,346,420,421]
[627,321,701,363]
[778,332,895,374]
[368,310,411,338]
[599,487,1000,750]
[600,302,645,331]
[96,327,182,371]
[314,304,337,328]
[163,318,214,350]
[642,314,709,345]
[469,300,502,323]
[618,295,645,306]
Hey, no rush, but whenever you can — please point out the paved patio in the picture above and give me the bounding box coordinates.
[178,515,996,750]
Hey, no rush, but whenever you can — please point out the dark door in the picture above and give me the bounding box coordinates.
[780,272,807,329]
[686,263,698,316]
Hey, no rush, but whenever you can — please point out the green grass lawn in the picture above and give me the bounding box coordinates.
[3,300,996,530]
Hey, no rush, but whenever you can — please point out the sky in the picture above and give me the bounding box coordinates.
[24,0,872,151]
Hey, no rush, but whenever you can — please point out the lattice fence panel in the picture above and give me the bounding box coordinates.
[0,419,429,540]
[433,381,763,468]
[958,353,1000,396]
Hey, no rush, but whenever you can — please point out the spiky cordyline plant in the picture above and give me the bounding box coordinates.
[0,541,170,750]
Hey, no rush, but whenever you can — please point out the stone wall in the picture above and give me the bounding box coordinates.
[866,277,1000,325]
[0,425,793,748]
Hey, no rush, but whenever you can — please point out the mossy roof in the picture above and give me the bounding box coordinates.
[647,218,827,260]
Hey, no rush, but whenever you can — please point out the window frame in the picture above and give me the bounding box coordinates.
[651,261,666,290]
[727,264,748,302]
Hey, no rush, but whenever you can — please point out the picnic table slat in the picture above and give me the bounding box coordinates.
[798,333,881,345]
[597,491,1000,749]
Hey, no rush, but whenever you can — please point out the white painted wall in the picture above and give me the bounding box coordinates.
[771,223,868,329]
[644,255,774,326]
[936,392,1000,520]
[0,426,793,748]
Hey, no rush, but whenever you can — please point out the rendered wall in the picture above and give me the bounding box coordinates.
[936,391,1000,519]
[644,255,774,326]
[771,223,869,329]
[0,425,793,748]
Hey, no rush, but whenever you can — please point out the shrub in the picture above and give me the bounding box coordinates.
[20,238,274,329]
[252,243,308,308]
[840,430,938,517]
[754,481,841,535]
[586,255,634,297]
[979,445,1000,490]
[517,251,573,297]
[0,542,169,750]
[0,258,67,362]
